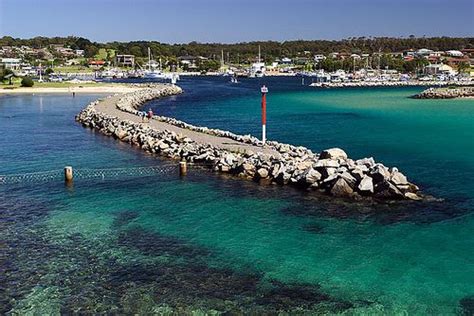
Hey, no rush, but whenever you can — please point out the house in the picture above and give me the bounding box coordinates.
[1,58,21,70]
[178,56,207,69]
[75,50,85,57]
[446,50,464,57]
[424,64,455,75]
[116,54,135,67]
[314,54,326,62]
[88,60,106,68]
[416,48,434,57]
[294,57,310,65]
[445,56,471,67]
[461,49,474,58]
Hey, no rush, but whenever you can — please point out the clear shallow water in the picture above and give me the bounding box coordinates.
[1,79,473,314]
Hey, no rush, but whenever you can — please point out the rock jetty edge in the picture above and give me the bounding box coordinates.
[412,86,474,99]
[76,83,424,202]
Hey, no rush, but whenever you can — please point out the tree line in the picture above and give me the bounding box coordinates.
[1,36,473,64]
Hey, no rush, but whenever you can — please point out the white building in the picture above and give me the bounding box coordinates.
[314,54,326,62]
[416,48,434,57]
[1,58,21,70]
[446,50,464,57]
[424,64,455,75]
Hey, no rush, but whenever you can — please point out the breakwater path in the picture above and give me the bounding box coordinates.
[76,83,423,201]
[94,93,279,157]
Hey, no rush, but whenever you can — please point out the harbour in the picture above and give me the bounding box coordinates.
[1,0,473,313]
[1,76,474,314]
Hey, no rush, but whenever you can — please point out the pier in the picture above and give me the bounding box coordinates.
[76,83,424,201]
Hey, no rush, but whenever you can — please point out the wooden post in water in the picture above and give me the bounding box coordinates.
[64,166,73,183]
[179,161,187,176]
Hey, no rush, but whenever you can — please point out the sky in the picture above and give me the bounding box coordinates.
[0,0,473,43]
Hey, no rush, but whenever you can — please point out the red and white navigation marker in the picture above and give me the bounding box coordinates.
[261,85,268,144]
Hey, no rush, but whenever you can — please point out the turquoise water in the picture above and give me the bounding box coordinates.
[1,79,473,314]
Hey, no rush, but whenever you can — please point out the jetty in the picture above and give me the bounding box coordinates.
[412,86,474,99]
[76,83,424,201]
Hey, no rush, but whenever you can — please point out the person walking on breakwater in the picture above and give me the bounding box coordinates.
[140,111,147,122]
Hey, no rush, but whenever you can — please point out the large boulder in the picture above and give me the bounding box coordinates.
[115,128,128,140]
[390,170,408,185]
[375,180,404,199]
[358,175,374,194]
[370,164,391,183]
[314,159,340,168]
[330,178,354,197]
[320,148,348,160]
[404,192,423,201]
[355,157,375,168]
[304,168,322,184]
[339,171,357,187]
[257,168,269,179]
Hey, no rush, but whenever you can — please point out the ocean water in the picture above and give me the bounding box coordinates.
[1,78,473,314]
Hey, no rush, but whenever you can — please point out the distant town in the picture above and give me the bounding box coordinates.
[0,36,473,85]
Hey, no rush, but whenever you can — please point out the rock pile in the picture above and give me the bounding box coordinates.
[76,84,424,201]
[310,80,473,89]
[412,87,474,99]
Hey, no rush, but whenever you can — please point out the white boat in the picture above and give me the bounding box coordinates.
[143,69,164,79]
[143,48,178,80]
[249,45,266,78]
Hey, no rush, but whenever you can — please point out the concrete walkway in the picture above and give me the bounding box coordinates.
[94,93,280,157]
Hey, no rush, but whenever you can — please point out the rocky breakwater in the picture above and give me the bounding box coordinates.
[412,86,474,99]
[76,84,424,202]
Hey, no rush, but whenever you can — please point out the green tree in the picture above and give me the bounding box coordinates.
[197,59,220,72]
[21,77,34,87]
[457,61,470,74]
[85,45,99,58]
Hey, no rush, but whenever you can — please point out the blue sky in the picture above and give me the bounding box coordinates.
[0,0,472,43]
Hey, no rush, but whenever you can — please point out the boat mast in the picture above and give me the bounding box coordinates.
[221,49,224,69]
[258,45,261,63]
[148,47,151,71]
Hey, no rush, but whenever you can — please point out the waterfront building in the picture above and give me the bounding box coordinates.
[424,63,455,76]
[1,58,21,70]
[88,60,106,69]
[116,54,135,67]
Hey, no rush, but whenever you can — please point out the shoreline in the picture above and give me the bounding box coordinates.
[75,83,425,202]
[0,84,141,95]
[309,80,473,89]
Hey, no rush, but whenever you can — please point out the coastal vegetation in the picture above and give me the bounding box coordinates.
[20,76,34,87]
[2,36,472,66]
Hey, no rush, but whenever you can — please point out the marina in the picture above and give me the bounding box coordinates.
[1,0,473,313]
[1,76,474,314]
